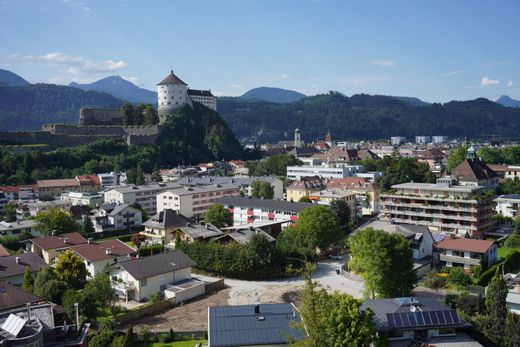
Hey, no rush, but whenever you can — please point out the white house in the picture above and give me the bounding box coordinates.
[60,191,103,206]
[110,250,200,302]
[90,203,142,232]
[0,220,39,237]
[495,194,520,218]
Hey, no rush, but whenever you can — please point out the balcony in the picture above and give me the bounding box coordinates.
[440,254,480,266]
[380,208,476,222]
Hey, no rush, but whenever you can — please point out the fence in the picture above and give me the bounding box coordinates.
[204,279,225,294]
[114,299,174,323]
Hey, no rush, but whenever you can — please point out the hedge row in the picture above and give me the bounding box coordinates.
[475,250,520,286]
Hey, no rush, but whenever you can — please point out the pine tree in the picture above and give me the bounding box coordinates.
[503,312,520,347]
[482,267,508,344]
[136,164,145,185]
[151,163,162,182]
[122,325,134,347]
[82,215,95,235]
[22,267,34,293]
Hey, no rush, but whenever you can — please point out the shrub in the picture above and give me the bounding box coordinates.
[446,267,471,288]
[505,234,520,248]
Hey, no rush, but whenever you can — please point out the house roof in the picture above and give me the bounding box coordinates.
[117,250,196,280]
[451,159,498,182]
[0,253,46,280]
[216,196,313,214]
[108,204,135,217]
[436,238,495,253]
[0,244,9,257]
[208,303,305,347]
[157,70,187,85]
[496,194,520,201]
[287,176,324,191]
[0,282,46,311]
[214,228,276,245]
[0,220,36,232]
[178,222,223,240]
[325,177,375,191]
[31,232,87,250]
[288,147,321,157]
[76,175,100,186]
[69,239,135,262]
[142,209,189,230]
[187,89,214,97]
[0,185,38,193]
[37,178,78,188]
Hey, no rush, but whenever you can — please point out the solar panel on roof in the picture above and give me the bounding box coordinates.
[1,314,27,337]
[386,310,461,330]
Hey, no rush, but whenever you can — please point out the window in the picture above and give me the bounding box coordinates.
[141,278,147,286]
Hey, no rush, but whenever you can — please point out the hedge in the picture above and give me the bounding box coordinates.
[138,244,164,257]
[475,250,520,286]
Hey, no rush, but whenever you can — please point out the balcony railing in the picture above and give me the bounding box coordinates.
[440,254,480,266]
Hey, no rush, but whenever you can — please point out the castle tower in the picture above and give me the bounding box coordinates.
[294,128,302,148]
[157,69,189,120]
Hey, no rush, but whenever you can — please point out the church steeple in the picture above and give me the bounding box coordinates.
[467,145,476,160]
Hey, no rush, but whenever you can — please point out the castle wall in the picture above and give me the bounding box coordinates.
[79,108,122,126]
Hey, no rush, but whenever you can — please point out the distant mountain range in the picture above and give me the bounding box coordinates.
[496,95,520,108]
[392,96,430,107]
[0,68,30,87]
[240,87,306,103]
[69,76,157,104]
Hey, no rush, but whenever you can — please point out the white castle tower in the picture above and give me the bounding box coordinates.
[157,69,191,118]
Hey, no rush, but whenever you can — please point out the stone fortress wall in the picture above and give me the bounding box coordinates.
[79,108,122,126]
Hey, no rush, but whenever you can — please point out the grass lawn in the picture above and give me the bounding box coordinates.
[497,246,520,260]
[143,340,206,347]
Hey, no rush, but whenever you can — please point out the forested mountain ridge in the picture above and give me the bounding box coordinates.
[239,86,306,103]
[217,92,520,142]
[0,68,30,87]
[69,76,157,104]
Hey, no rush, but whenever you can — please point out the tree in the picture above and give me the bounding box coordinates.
[131,233,146,248]
[35,208,80,236]
[349,228,415,298]
[246,154,302,176]
[446,267,471,287]
[296,280,380,346]
[82,215,95,235]
[503,312,520,347]
[2,202,17,222]
[33,267,55,294]
[205,204,232,228]
[121,102,134,126]
[481,267,508,345]
[136,163,145,185]
[54,250,88,289]
[251,180,274,199]
[122,326,135,347]
[447,145,469,173]
[22,267,34,292]
[290,205,343,252]
[143,105,159,125]
[329,199,352,231]
[378,157,436,191]
[151,163,162,182]
[298,196,312,203]
[89,317,116,347]
[133,104,145,126]
[126,167,137,185]
[38,279,68,303]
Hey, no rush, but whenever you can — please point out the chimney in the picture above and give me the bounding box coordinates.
[15,256,20,264]
[87,238,92,244]
[105,248,112,255]
[206,224,209,229]
[63,238,69,244]
[517,283,520,293]
[254,304,260,314]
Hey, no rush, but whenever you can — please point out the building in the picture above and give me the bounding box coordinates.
[415,135,431,144]
[208,303,305,347]
[308,189,357,221]
[390,136,406,145]
[22,200,72,218]
[172,221,223,247]
[0,244,9,257]
[187,88,217,111]
[495,194,520,218]
[0,185,39,201]
[325,177,379,216]
[103,182,179,216]
[156,184,240,218]
[286,176,324,202]
[214,227,275,245]
[110,250,198,302]
[503,273,520,314]
[90,203,142,233]
[380,180,495,238]
[69,239,136,277]
[30,232,88,264]
[216,196,313,226]
[294,128,303,148]
[37,178,79,197]
[141,209,190,245]
[361,296,478,346]
[504,165,520,180]
[98,172,121,187]
[0,253,46,285]
[432,136,448,144]
[75,175,101,192]
[176,176,284,200]
[60,191,103,206]
[286,164,364,180]
[436,237,497,270]
[450,146,499,191]
[0,220,38,237]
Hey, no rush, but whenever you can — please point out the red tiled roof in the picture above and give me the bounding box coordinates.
[31,232,87,250]
[69,239,136,262]
[76,175,100,186]
[436,238,495,253]
[325,177,374,190]
[451,159,498,182]
[0,184,38,193]
[37,179,78,188]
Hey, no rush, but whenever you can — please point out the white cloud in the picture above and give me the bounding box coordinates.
[123,76,143,87]
[507,80,514,87]
[370,60,395,67]
[481,76,500,86]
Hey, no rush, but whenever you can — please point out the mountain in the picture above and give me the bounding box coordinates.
[217,92,520,142]
[69,76,157,104]
[392,96,430,107]
[0,83,123,131]
[496,95,520,108]
[0,68,30,87]
[239,87,306,103]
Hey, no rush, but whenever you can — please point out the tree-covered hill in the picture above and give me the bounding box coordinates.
[0,68,30,87]
[0,83,123,131]
[239,86,306,103]
[217,92,520,142]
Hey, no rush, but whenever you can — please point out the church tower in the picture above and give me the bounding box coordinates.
[294,128,303,148]
[157,69,189,121]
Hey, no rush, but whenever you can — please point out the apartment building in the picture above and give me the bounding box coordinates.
[325,177,380,216]
[436,237,497,270]
[60,191,103,206]
[286,176,324,202]
[286,164,364,180]
[380,179,495,238]
[103,182,180,215]
[157,184,240,218]
[216,196,313,226]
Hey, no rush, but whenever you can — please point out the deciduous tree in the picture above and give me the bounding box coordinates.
[35,208,80,236]
[54,250,88,289]
[290,205,343,252]
[205,204,231,228]
[251,180,274,199]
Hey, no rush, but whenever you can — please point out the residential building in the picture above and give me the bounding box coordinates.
[450,146,499,191]
[30,232,87,264]
[311,147,379,164]
[308,189,357,222]
[325,177,380,216]
[23,199,72,217]
[37,178,79,197]
[286,176,324,202]
[228,160,249,175]
[0,220,39,237]
[110,250,198,302]
[141,209,190,245]
[187,88,217,111]
[0,253,46,285]
[216,196,313,226]
[361,296,478,346]
[0,192,8,215]
[208,303,305,347]
[415,148,447,172]
[214,227,275,245]
[156,184,240,218]
[390,136,406,145]
[60,191,103,206]
[0,185,39,201]
[503,273,520,314]
[380,180,495,238]
[76,174,101,192]
[98,172,121,187]
[495,194,520,218]
[172,221,223,247]
[90,203,142,233]
[103,182,180,215]
[436,237,497,270]
[504,165,520,180]
[415,135,431,144]
[69,239,136,277]
[286,164,364,180]
[432,136,448,144]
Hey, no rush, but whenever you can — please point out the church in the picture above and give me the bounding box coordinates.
[156,70,217,120]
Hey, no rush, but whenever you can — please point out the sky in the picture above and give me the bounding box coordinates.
[0,0,519,102]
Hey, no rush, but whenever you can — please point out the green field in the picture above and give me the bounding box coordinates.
[497,246,520,260]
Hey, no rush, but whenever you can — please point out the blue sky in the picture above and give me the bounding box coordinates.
[0,0,519,102]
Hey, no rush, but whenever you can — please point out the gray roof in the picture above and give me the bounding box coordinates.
[175,176,281,187]
[117,250,196,280]
[208,303,305,347]
[215,196,313,214]
[0,253,46,280]
[0,283,45,311]
[497,194,520,201]
[214,228,276,245]
[164,184,239,197]
[108,204,134,216]
[178,222,223,240]
[187,89,214,97]
[0,220,36,232]
[157,70,187,85]
[108,183,180,194]
[142,209,189,230]
[361,220,433,240]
